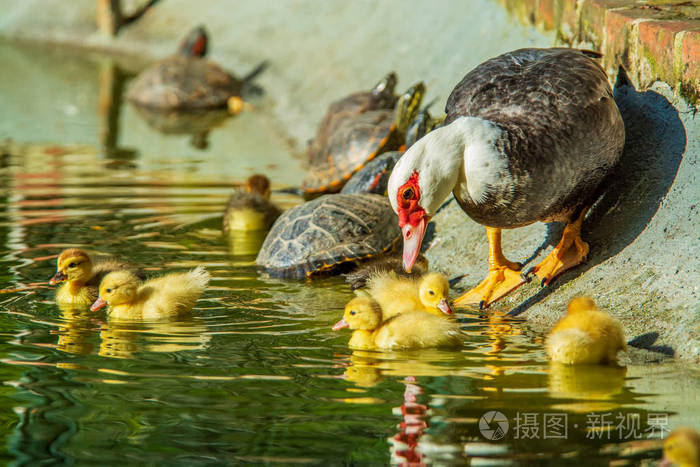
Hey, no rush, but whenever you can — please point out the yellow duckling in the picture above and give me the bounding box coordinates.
[365,271,453,319]
[546,297,626,365]
[222,174,281,233]
[90,266,210,320]
[345,253,429,290]
[663,427,700,467]
[332,296,462,350]
[49,248,143,307]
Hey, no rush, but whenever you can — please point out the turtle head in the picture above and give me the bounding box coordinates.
[394,82,426,136]
[370,72,398,108]
[404,99,443,149]
[178,26,208,57]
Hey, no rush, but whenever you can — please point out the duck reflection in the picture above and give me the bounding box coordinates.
[98,317,210,359]
[390,377,428,466]
[548,362,627,413]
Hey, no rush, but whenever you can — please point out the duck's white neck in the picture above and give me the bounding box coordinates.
[390,116,505,216]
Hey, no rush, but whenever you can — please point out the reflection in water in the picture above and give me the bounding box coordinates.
[98,318,210,359]
[225,228,268,259]
[548,363,627,413]
[131,106,231,150]
[56,304,97,356]
[390,377,428,466]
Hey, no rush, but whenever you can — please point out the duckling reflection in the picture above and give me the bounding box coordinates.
[98,317,210,359]
[548,362,627,413]
[56,303,96,355]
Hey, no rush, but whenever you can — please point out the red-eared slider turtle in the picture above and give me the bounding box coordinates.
[340,107,441,195]
[301,81,426,196]
[307,72,398,165]
[126,26,266,110]
[256,193,400,278]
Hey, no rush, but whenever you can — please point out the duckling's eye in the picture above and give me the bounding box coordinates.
[68,262,76,268]
[350,310,356,315]
[106,288,112,293]
[428,290,435,296]
[401,187,414,201]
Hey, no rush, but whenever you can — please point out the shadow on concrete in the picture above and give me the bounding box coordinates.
[509,70,687,316]
[627,331,675,356]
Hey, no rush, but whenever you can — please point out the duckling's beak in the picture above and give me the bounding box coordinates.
[438,299,453,315]
[90,297,107,312]
[658,458,672,467]
[49,271,67,286]
[332,318,349,331]
[402,217,427,272]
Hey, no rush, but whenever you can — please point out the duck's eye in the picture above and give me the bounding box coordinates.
[428,290,435,296]
[402,187,414,201]
[68,262,76,268]
[350,310,356,315]
[106,288,112,293]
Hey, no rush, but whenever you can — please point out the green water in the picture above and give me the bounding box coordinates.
[1,41,699,466]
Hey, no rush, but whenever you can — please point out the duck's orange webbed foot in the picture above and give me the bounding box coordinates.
[525,208,590,286]
[453,227,526,310]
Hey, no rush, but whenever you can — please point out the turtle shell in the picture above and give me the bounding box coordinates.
[126,56,242,110]
[340,151,402,195]
[302,109,400,193]
[256,193,400,278]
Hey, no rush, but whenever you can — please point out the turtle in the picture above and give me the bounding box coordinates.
[307,72,398,166]
[256,193,400,279]
[340,106,441,195]
[126,26,266,111]
[301,81,426,196]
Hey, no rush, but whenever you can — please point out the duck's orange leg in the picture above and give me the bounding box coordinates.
[527,207,590,286]
[454,227,525,310]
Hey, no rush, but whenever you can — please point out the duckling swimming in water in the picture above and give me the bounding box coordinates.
[365,271,453,319]
[332,296,462,350]
[90,266,210,320]
[49,248,143,307]
[663,427,700,467]
[546,297,626,365]
[223,174,281,233]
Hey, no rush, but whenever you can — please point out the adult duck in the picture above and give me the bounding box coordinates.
[387,48,625,308]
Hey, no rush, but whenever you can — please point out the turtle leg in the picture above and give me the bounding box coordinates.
[525,207,590,286]
[227,96,253,115]
[454,227,526,309]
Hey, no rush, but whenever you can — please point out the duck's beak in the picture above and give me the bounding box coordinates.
[658,458,672,467]
[49,271,67,286]
[332,318,349,331]
[90,297,107,312]
[437,299,453,315]
[402,217,427,272]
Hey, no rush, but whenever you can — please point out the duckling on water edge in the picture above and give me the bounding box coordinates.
[546,297,626,365]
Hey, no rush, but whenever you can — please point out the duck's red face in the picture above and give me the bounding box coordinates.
[397,171,428,272]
